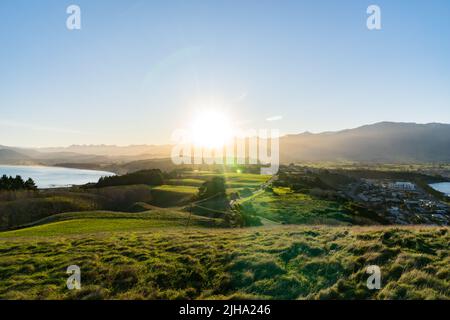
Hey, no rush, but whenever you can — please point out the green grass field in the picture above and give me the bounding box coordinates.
[0,222,448,299]
[167,178,205,187]
[0,210,220,238]
[148,171,269,209]
[242,191,352,225]
[167,172,268,192]
[152,185,199,194]
[0,219,178,238]
[148,185,198,207]
[183,172,270,184]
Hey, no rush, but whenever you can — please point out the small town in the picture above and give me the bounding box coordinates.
[346,179,450,225]
[278,164,450,226]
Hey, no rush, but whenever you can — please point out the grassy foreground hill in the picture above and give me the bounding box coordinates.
[0,170,448,300]
[0,216,448,299]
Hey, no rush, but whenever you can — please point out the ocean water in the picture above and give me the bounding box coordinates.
[0,165,115,189]
[429,182,450,196]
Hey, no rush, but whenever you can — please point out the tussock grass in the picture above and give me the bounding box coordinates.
[0,225,447,300]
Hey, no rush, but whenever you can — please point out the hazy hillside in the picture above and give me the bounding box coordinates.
[38,144,173,158]
[280,122,450,163]
[0,146,110,166]
[0,145,171,166]
[0,149,35,165]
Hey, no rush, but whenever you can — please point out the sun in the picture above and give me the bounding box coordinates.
[190,110,234,149]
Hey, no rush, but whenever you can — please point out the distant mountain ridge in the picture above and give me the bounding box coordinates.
[279,122,450,163]
[1,122,450,165]
[38,144,173,157]
[0,144,172,165]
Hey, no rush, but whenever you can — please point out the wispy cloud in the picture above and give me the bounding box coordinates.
[266,115,283,122]
[0,120,83,134]
[234,91,248,103]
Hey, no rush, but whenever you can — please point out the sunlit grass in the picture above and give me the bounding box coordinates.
[0,225,447,299]
[244,191,350,225]
[167,178,205,187]
[152,185,199,194]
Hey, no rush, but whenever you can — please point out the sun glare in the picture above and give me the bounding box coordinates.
[190,110,234,149]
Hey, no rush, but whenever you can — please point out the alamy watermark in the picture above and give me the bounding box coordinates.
[66,265,81,290]
[66,5,81,30]
[367,5,381,30]
[64,4,380,32]
[171,128,280,175]
[366,265,381,290]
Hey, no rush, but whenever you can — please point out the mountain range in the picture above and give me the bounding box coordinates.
[1,122,449,166]
[279,122,450,163]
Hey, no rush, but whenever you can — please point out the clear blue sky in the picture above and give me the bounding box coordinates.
[1,0,449,147]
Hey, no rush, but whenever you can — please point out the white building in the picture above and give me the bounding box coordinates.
[389,181,416,191]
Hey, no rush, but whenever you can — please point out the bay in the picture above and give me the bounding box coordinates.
[0,165,114,189]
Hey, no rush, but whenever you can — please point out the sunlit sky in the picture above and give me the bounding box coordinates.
[1,0,449,147]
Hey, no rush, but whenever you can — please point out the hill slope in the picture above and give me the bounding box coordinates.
[0,149,34,165]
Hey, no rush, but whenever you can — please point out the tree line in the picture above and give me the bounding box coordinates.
[0,175,37,191]
[95,169,165,188]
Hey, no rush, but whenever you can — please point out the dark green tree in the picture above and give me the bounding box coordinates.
[0,175,37,191]
[24,178,37,190]
[198,176,226,199]
[95,169,164,188]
